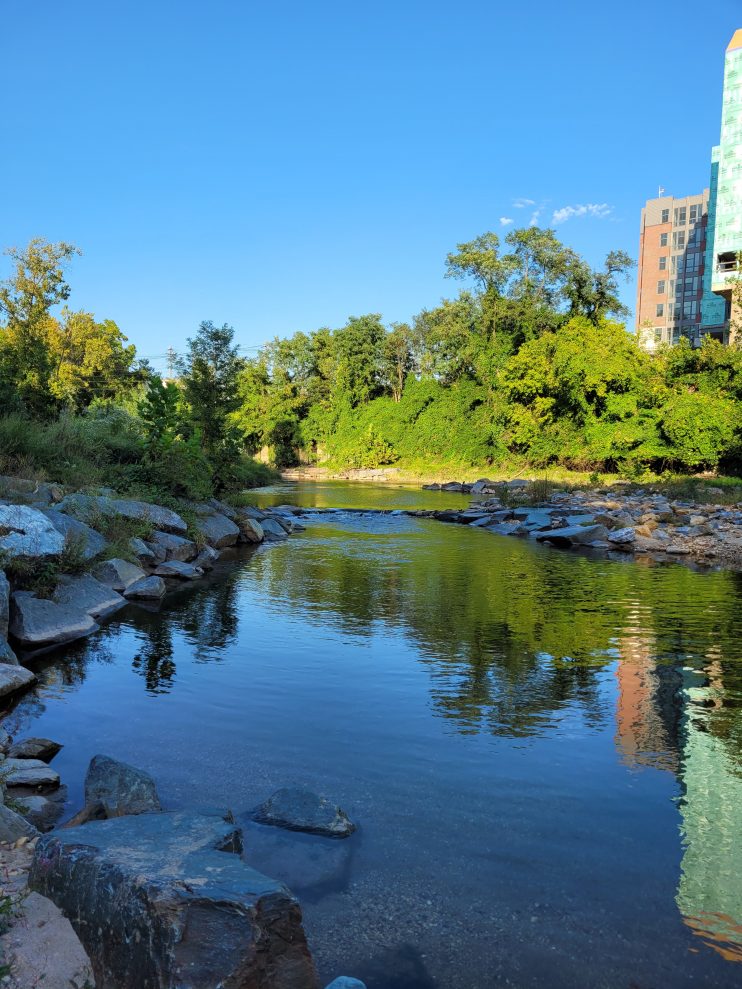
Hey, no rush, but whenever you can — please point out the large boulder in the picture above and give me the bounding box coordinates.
[93,558,146,592]
[0,664,35,699]
[9,592,98,650]
[58,493,188,535]
[0,638,17,665]
[53,573,126,619]
[195,513,240,548]
[124,575,166,600]
[0,505,66,559]
[41,509,108,561]
[7,737,62,761]
[29,811,319,989]
[150,530,199,562]
[81,754,162,820]
[2,757,60,789]
[254,788,356,838]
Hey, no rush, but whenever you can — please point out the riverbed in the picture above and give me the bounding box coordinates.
[7,481,742,987]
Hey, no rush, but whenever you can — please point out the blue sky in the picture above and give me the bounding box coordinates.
[1,1,739,371]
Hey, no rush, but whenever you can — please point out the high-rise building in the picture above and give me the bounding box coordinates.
[637,30,742,350]
[636,191,709,351]
[702,29,742,342]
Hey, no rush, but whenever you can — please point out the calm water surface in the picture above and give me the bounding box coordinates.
[7,481,742,988]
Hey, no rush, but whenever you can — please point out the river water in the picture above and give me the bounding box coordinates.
[7,482,742,988]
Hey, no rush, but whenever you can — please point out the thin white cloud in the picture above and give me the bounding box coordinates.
[499,216,514,227]
[529,209,541,227]
[552,203,612,224]
[513,197,536,208]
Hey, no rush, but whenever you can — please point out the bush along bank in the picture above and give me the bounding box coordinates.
[0,475,300,698]
[413,478,742,569]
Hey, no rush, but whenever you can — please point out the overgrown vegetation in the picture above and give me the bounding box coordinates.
[0,241,278,498]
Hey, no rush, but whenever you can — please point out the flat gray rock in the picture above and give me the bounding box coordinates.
[255,787,356,838]
[536,524,609,546]
[93,558,146,592]
[124,575,166,600]
[10,592,98,649]
[261,517,290,541]
[2,757,60,789]
[0,665,34,699]
[7,737,62,762]
[58,493,188,535]
[154,560,204,580]
[0,802,38,842]
[0,505,66,558]
[41,509,108,561]
[195,512,240,548]
[150,530,198,562]
[53,573,126,619]
[29,811,318,989]
[607,526,636,544]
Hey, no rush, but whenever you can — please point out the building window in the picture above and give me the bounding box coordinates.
[660,232,668,246]
[657,280,666,294]
[659,256,667,270]
[689,204,701,223]
[673,231,686,250]
[661,208,670,223]
[656,303,664,317]
[674,207,687,225]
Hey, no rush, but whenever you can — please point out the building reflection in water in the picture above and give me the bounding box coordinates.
[614,629,742,962]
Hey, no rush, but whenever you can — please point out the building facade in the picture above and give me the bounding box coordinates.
[638,30,742,350]
[636,191,710,351]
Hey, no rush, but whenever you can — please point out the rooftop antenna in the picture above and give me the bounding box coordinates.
[658,185,666,198]
[166,346,177,378]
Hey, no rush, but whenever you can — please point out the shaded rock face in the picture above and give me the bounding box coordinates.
[29,812,319,989]
[0,570,9,639]
[0,665,34,699]
[129,536,155,563]
[196,512,240,548]
[239,516,265,543]
[41,509,108,561]
[3,757,60,790]
[124,575,166,600]
[261,518,290,541]
[7,737,62,762]
[150,530,198,562]
[10,592,98,649]
[93,558,146,592]
[0,505,66,559]
[254,788,357,839]
[53,574,126,619]
[84,754,162,819]
[194,546,220,571]
[154,560,204,580]
[0,803,38,842]
[59,493,188,535]
[0,637,18,666]
[14,793,65,832]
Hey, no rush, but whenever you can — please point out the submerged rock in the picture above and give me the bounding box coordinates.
[29,811,318,989]
[0,505,66,559]
[7,737,62,762]
[53,573,126,619]
[9,592,98,650]
[254,787,356,838]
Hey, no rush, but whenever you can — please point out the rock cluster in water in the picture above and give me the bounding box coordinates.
[0,475,301,702]
[419,479,742,568]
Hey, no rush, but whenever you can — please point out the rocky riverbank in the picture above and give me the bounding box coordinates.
[417,478,742,569]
